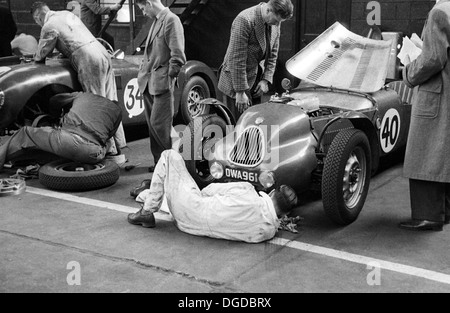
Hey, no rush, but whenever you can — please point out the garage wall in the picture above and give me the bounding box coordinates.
[3,0,65,37]
[2,0,437,92]
[351,0,435,36]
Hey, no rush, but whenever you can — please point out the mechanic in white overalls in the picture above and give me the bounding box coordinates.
[31,2,127,156]
[127,150,298,243]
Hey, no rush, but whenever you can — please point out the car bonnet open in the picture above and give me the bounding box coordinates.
[286,22,392,93]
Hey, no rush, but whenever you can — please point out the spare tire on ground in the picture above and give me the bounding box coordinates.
[39,159,120,192]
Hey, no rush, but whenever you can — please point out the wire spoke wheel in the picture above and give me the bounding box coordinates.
[182,115,227,189]
[181,76,211,124]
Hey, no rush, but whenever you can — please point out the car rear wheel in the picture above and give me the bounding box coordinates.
[39,159,120,192]
[322,129,371,225]
[180,76,211,124]
[181,114,227,189]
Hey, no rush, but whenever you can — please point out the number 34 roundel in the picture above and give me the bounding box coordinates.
[124,78,145,119]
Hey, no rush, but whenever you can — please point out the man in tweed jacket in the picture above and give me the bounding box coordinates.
[218,0,293,114]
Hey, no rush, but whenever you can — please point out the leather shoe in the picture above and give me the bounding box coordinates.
[445,216,450,225]
[130,179,151,198]
[128,208,156,228]
[399,220,443,232]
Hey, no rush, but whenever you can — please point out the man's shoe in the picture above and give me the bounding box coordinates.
[445,216,450,225]
[128,208,156,228]
[130,179,151,198]
[399,220,443,232]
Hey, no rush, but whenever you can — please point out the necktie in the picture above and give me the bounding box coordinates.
[264,23,272,68]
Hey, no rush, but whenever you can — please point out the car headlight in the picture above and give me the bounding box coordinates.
[0,90,4,110]
[210,162,224,179]
[259,171,275,189]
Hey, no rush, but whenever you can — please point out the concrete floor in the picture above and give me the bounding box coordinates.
[1,138,449,294]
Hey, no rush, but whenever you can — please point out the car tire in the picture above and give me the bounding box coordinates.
[180,76,211,124]
[39,159,120,192]
[181,114,227,189]
[322,129,371,225]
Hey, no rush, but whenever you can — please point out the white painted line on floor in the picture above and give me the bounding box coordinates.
[26,187,173,222]
[271,238,450,285]
[27,187,450,285]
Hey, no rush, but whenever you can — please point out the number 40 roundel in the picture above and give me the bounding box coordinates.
[380,108,401,154]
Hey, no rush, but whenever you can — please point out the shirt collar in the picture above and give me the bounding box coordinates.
[156,7,169,20]
[43,10,54,24]
[258,3,267,25]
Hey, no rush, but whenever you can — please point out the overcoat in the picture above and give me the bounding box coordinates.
[403,0,450,183]
[218,3,280,98]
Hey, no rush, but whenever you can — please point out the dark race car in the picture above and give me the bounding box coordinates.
[181,23,413,225]
[0,51,218,133]
[0,38,219,191]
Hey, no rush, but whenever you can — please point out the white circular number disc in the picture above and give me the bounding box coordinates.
[123,78,145,118]
[380,108,401,153]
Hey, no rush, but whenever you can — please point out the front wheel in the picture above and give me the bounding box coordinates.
[180,76,211,124]
[181,114,227,189]
[322,129,371,225]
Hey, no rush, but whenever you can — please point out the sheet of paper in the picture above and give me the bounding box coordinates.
[398,36,422,66]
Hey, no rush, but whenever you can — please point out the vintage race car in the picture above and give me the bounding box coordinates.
[0,41,219,192]
[183,23,413,225]
[0,45,218,134]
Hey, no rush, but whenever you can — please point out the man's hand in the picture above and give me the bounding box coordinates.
[111,3,122,11]
[170,76,178,90]
[252,79,269,98]
[236,92,250,113]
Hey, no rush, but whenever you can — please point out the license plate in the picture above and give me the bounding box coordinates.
[225,168,259,183]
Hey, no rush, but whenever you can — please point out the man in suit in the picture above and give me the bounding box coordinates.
[399,0,450,231]
[135,0,186,170]
[0,5,17,57]
[80,0,123,50]
[218,0,293,114]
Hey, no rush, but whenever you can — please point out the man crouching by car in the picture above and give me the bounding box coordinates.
[0,92,122,170]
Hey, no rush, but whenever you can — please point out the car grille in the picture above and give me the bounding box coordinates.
[229,126,265,167]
